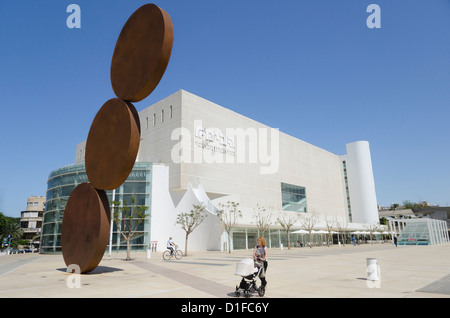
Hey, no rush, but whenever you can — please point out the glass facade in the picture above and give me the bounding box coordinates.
[397,219,449,246]
[231,227,344,249]
[41,162,153,254]
[281,182,307,212]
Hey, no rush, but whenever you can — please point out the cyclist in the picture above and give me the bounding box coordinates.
[166,237,176,257]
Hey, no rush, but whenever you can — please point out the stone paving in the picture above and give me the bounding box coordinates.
[0,243,449,298]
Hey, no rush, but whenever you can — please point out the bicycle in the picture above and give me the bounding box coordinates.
[163,245,183,260]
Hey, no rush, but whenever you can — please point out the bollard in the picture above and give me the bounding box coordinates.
[280,243,283,250]
[146,249,151,259]
[366,258,379,281]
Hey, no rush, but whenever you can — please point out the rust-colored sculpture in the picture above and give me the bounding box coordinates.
[111,4,173,102]
[61,3,173,273]
[85,98,141,190]
[61,183,110,274]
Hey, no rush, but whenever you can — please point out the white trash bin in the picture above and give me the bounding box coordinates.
[366,258,379,281]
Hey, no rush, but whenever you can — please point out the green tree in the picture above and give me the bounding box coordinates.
[112,197,149,260]
[0,212,7,232]
[176,204,208,256]
[1,223,23,249]
[0,212,21,236]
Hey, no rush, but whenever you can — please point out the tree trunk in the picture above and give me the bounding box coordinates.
[126,238,131,260]
[227,232,231,253]
[286,231,291,250]
[185,232,189,257]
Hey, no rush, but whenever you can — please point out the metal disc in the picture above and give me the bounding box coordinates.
[85,98,140,190]
[61,183,110,274]
[110,3,173,102]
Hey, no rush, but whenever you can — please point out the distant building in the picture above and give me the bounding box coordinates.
[413,206,450,230]
[379,205,449,245]
[378,208,416,220]
[20,196,45,241]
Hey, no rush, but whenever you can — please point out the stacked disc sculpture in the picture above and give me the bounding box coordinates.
[61,4,173,273]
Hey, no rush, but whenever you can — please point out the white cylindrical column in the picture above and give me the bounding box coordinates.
[344,141,379,225]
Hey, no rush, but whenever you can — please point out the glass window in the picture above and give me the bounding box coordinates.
[281,182,307,212]
[233,232,246,250]
[61,184,76,197]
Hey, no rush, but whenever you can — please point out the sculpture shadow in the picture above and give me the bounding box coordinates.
[57,265,124,275]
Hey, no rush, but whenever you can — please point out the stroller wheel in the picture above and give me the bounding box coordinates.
[257,286,265,297]
[244,290,250,298]
[235,286,240,297]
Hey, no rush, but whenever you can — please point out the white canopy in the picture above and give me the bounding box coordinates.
[291,230,309,234]
[312,230,328,234]
[351,231,370,235]
[291,229,329,234]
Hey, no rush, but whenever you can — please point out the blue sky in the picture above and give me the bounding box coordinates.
[0,0,449,217]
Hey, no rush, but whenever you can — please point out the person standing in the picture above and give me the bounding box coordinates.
[253,237,268,288]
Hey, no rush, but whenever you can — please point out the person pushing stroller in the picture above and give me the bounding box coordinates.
[253,237,268,288]
[234,237,268,297]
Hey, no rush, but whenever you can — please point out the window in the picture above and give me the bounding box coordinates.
[153,113,156,126]
[281,183,307,212]
[342,161,352,222]
[161,109,164,122]
[170,105,173,119]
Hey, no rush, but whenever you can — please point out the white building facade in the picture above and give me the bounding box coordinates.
[76,90,380,251]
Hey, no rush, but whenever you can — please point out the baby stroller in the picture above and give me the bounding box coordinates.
[234,258,266,297]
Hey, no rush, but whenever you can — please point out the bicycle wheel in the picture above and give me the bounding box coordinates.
[162,250,171,260]
[175,249,183,260]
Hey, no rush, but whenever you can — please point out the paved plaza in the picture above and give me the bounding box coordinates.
[0,243,449,298]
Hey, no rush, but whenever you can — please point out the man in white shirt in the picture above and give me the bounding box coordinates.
[166,237,175,256]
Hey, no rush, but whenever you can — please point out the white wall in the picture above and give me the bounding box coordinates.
[149,164,223,251]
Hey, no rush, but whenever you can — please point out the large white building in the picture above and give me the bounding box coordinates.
[75,89,380,251]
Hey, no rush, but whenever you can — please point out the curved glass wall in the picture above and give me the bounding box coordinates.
[41,162,153,254]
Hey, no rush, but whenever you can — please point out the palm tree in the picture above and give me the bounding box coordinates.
[1,223,23,248]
